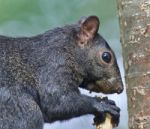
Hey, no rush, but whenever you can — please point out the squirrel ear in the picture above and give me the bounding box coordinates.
[77,16,100,47]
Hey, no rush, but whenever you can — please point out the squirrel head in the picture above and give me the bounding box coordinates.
[74,16,123,94]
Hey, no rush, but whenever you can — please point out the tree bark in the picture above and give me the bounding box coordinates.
[116,0,150,129]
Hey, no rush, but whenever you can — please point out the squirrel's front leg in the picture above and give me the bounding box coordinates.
[42,91,120,125]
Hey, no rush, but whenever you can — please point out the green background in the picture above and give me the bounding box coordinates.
[0,0,121,56]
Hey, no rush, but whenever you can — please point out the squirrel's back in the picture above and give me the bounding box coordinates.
[0,24,78,89]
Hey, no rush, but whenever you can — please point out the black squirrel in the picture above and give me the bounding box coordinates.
[0,16,123,129]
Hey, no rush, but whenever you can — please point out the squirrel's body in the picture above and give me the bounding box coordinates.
[0,16,123,129]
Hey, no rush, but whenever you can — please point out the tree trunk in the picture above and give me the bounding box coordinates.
[116,0,150,129]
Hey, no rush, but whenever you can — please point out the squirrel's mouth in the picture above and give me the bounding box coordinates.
[87,80,114,94]
[79,77,123,94]
[85,79,123,94]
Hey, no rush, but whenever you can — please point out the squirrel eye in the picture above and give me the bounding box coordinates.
[102,52,112,63]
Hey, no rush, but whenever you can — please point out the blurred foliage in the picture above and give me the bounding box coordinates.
[0,0,118,36]
[0,0,41,23]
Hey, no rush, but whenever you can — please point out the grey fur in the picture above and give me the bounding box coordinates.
[0,16,123,129]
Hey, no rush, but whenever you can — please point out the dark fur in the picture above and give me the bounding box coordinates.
[0,16,122,129]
